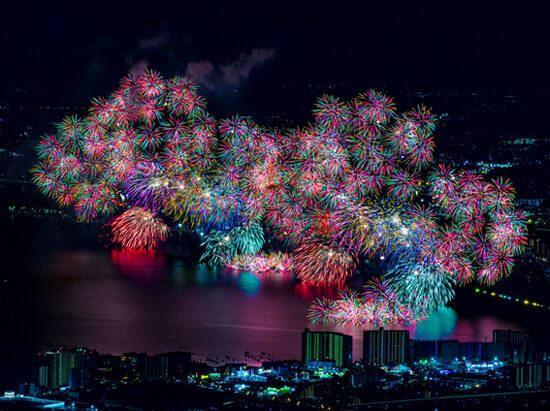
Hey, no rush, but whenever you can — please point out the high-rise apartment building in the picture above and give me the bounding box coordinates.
[302,329,352,367]
[363,328,409,365]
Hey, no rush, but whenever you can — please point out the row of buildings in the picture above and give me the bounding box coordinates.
[303,328,550,389]
[31,348,194,391]
[11,327,550,408]
[303,328,540,367]
[22,328,546,395]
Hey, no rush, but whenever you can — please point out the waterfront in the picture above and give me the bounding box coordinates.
[1,218,524,365]
[30,248,524,361]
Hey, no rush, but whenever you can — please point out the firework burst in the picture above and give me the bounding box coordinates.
[110,207,169,250]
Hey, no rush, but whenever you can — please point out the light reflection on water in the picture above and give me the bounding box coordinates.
[412,307,458,340]
[32,249,522,362]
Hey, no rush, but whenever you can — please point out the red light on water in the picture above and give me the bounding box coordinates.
[110,249,167,282]
[293,283,339,300]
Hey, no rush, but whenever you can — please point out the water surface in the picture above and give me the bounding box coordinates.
[1,218,522,366]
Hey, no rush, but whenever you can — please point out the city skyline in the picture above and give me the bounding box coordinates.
[9,325,550,408]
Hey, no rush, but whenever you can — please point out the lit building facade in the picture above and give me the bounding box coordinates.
[493,329,530,345]
[515,364,544,388]
[301,329,352,368]
[363,328,409,365]
[47,348,91,389]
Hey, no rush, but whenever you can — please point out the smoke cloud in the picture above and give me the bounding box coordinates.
[185,48,275,91]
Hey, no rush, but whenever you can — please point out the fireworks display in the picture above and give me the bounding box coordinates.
[199,222,264,266]
[307,278,425,326]
[32,69,528,323]
[111,207,169,250]
[227,251,292,273]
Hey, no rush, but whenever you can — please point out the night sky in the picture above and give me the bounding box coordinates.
[2,1,550,116]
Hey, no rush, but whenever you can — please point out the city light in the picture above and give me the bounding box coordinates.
[473,287,549,310]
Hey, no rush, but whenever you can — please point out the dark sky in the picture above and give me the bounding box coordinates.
[1,1,550,113]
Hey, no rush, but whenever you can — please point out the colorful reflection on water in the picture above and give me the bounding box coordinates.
[411,307,458,340]
[110,249,167,283]
[32,249,524,362]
